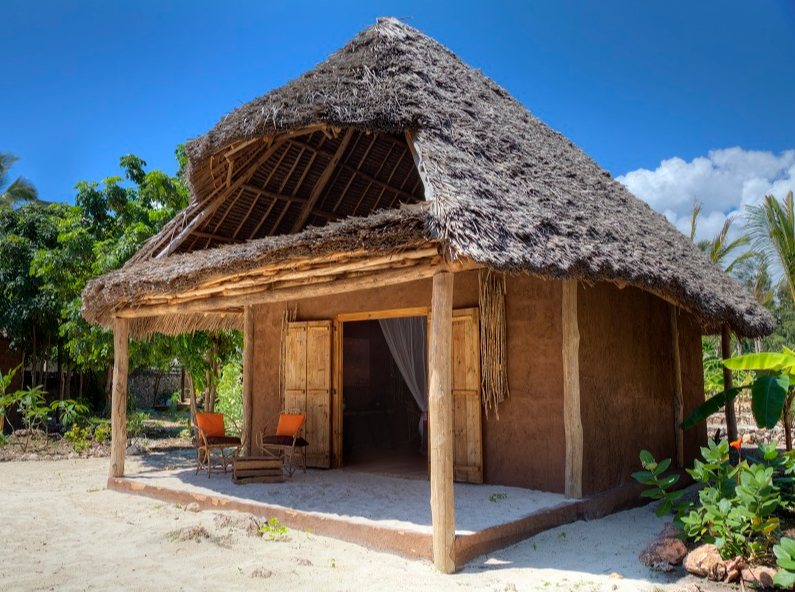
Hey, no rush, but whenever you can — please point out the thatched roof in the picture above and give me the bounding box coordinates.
[82,17,773,338]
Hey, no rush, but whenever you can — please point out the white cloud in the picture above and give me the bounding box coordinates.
[617,148,795,242]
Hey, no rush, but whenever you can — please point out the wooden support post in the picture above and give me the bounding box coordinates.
[109,318,129,478]
[429,271,455,573]
[722,324,738,442]
[562,280,583,499]
[242,306,255,456]
[669,305,685,468]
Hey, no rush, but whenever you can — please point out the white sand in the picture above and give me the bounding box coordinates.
[127,463,573,535]
[0,456,719,592]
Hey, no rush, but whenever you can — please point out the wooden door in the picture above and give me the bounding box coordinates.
[451,308,483,483]
[283,323,307,412]
[427,308,484,483]
[282,320,332,469]
[305,321,332,468]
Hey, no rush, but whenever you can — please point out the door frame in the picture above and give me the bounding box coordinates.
[332,306,431,468]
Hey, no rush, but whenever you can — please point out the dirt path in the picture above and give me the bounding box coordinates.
[0,457,721,591]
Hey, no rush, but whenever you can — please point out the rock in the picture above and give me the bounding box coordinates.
[639,523,688,571]
[724,556,746,582]
[684,544,726,581]
[126,444,143,455]
[608,572,624,579]
[185,502,200,513]
[742,433,753,444]
[741,566,777,587]
[251,567,272,579]
[29,454,39,460]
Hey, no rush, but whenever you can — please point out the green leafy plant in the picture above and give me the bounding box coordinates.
[93,421,111,444]
[683,348,795,450]
[632,450,691,526]
[64,423,92,453]
[774,537,795,589]
[641,439,785,563]
[489,492,507,502]
[260,518,289,542]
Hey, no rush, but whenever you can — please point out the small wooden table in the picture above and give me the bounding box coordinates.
[232,457,284,484]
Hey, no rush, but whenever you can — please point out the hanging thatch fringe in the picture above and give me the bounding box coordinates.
[479,270,509,419]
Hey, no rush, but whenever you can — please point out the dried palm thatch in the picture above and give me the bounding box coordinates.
[479,271,509,418]
[82,17,772,339]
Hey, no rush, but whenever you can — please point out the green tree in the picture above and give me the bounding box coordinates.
[0,153,37,208]
[746,192,795,310]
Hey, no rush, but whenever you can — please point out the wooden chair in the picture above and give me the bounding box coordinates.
[193,412,242,477]
[256,409,308,477]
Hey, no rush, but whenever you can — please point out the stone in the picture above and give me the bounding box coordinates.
[185,502,200,513]
[639,523,688,571]
[671,585,703,592]
[251,567,272,579]
[684,544,726,581]
[724,556,746,582]
[742,433,753,444]
[126,444,143,456]
[741,566,777,587]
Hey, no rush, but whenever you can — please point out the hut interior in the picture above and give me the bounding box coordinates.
[340,318,428,478]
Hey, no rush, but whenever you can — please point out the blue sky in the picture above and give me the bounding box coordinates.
[2,0,794,237]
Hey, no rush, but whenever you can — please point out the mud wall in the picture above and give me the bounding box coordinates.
[249,273,705,495]
[578,283,706,495]
[482,275,566,492]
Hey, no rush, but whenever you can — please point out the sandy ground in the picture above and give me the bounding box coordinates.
[0,456,723,592]
[128,459,573,535]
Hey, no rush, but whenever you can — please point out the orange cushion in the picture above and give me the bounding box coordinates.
[276,414,305,437]
[196,413,226,438]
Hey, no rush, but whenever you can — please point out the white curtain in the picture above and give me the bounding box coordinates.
[378,317,427,414]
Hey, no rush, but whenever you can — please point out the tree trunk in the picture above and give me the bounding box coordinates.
[78,370,84,400]
[721,325,739,443]
[180,369,185,403]
[104,363,114,413]
[65,364,72,401]
[31,320,37,388]
[755,337,763,354]
[187,373,198,420]
[152,370,162,408]
[57,341,64,402]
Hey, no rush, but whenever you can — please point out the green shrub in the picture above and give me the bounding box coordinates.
[64,424,93,453]
[635,440,793,564]
[93,422,111,444]
[215,362,242,427]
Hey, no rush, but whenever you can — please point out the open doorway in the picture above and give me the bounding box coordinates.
[340,315,428,479]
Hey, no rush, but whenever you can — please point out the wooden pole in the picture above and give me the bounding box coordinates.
[562,280,583,499]
[721,324,738,443]
[109,318,129,478]
[429,271,455,573]
[669,305,684,468]
[242,306,255,456]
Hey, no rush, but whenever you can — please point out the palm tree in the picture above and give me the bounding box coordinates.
[746,191,795,309]
[0,153,37,207]
[696,213,753,274]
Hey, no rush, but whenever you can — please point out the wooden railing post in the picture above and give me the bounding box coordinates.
[242,306,255,456]
[562,280,583,499]
[109,317,129,478]
[429,271,455,573]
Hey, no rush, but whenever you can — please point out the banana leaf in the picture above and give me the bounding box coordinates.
[724,352,795,372]
[681,387,743,430]
[751,375,789,429]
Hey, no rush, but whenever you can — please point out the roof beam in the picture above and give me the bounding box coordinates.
[290,128,355,233]
[289,135,419,206]
[155,138,289,259]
